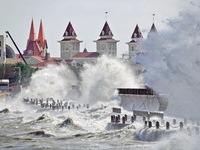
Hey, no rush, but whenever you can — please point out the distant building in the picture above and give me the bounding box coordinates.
[58,22,82,60]
[12,18,158,68]
[21,19,58,67]
[23,19,48,58]
[94,21,119,57]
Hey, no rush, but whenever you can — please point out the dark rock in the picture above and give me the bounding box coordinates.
[28,130,45,136]
[37,114,48,121]
[0,108,9,113]
[60,118,74,127]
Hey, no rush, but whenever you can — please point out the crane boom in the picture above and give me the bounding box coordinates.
[5,31,27,65]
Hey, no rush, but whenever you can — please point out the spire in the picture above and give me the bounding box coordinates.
[99,21,113,38]
[83,48,88,53]
[148,14,158,38]
[150,23,157,33]
[63,22,77,38]
[28,19,36,41]
[131,24,143,39]
[38,20,48,49]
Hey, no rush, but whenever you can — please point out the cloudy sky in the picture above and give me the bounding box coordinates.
[0,0,189,57]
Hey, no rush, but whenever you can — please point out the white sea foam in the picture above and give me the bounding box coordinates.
[140,0,200,119]
[21,64,77,100]
[80,55,143,104]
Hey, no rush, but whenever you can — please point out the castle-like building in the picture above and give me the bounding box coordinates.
[0,19,157,67]
[24,19,48,58]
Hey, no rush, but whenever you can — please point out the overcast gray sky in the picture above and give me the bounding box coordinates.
[0,0,189,57]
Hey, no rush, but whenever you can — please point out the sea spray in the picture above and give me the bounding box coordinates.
[80,55,143,104]
[140,1,200,119]
[19,64,77,100]
[139,0,200,149]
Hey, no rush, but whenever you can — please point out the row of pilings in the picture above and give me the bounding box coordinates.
[23,97,89,111]
[110,114,200,135]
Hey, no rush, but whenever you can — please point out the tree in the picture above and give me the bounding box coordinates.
[0,63,38,85]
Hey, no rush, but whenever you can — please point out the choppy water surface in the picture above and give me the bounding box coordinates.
[0,98,154,150]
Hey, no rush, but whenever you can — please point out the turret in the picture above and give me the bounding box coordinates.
[58,22,82,59]
[94,21,119,57]
[127,24,143,59]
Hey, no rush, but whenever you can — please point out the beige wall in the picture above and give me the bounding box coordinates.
[0,35,6,64]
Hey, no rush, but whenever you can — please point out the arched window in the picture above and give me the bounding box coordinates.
[101,31,105,35]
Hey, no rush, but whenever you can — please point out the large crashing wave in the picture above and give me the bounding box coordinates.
[21,64,77,100]
[17,56,142,105]
[141,1,200,119]
[79,55,143,104]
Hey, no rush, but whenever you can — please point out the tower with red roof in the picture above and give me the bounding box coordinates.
[23,19,48,58]
[94,21,119,57]
[127,24,143,59]
[58,22,82,59]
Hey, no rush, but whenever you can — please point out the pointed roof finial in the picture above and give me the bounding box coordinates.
[153,14,155,23]
[105,12,108,21]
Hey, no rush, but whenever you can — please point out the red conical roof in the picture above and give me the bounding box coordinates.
[24,19,41,56]
[63,22,77,37]
[28,19,37,41]
[38,20,48,49]
[99,21,113,37]
[131,24,143,39]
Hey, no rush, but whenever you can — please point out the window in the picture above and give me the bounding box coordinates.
[0,41,1,47]
[132,46,134,51]
[27,50,33,56]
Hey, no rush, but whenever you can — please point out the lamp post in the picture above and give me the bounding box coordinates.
[14,67,22,93]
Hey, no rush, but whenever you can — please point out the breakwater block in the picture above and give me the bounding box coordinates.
[106,123,129,130]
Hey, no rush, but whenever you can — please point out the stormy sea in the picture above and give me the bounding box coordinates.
[1,2,200,150]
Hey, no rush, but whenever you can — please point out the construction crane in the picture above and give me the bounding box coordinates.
[5,31,27,65]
